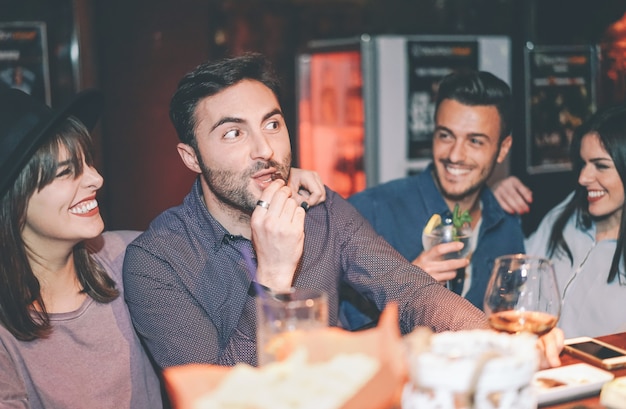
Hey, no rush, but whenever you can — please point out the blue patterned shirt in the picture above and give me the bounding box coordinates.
[123,178,487,368]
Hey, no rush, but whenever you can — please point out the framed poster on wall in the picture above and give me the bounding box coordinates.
[525,44,598,174]
[0,22,50,104]
[406,40,479,160]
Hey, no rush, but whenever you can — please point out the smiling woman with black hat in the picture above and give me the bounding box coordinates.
[0,87,162,408]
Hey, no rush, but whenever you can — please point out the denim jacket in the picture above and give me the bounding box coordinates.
[348,163,525,309]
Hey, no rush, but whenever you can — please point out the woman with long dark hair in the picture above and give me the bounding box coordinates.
[524,104,626,337]
[0,87,162,408]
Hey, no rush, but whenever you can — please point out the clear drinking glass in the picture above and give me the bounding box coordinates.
[256,288,328,366]
[421,223,472,260]
[484,254,561,336]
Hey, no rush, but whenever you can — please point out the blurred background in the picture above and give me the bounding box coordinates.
[1,0,625,235]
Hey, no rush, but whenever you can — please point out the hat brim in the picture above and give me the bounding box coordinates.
[0,89,103,198]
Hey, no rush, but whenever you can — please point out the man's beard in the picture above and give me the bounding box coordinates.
[433,158,497,202]
[197,153,291,214]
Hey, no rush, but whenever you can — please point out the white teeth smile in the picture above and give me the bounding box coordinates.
[446,166,470,176]
[69,199,98,214]
[588,191,606,198]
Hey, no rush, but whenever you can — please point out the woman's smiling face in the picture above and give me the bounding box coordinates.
[22,145,104,247]
[578,132,624,224]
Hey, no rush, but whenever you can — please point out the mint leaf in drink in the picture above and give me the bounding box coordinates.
[452,203,472,229]
[437,206,472,242]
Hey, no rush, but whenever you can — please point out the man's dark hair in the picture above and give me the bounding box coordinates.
[169,52,282,148]
[435,70,512,141]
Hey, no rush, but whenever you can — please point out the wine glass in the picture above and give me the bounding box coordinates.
[484,254,561,336]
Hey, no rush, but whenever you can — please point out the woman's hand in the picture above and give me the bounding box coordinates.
[288,168,326,207]
[536,327,565,369]
[492,176,533,215]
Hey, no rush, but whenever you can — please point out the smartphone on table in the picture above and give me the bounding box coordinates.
[564,336,626,370]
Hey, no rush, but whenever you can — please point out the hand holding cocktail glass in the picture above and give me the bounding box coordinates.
[484,254,561,337]
[417,205,472,285]
[421,222,472,260]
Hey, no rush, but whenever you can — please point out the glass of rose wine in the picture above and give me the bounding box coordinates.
[484,254,561,337]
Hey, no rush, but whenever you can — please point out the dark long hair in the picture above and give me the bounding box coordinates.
[0,117,119,341]
[547,104,626,284]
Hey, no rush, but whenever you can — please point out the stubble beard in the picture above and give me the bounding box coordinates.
[433,158,497,202]
[197,153,291,215]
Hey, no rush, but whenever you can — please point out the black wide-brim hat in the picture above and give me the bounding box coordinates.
[0,86,103,198]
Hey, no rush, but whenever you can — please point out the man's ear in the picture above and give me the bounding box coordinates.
[496,135,513,164]
[177,143,202,174]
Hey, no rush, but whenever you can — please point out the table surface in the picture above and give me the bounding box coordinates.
[164,331,626,409]
[543,332,626,408]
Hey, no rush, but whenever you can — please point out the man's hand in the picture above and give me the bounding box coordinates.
[492,176,533,215]
[412,242,470,282]
[536,327,564,369]
[288,168,326,208]
[251,179,305,291]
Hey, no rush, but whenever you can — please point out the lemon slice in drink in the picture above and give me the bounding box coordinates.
[423,214,442,235]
